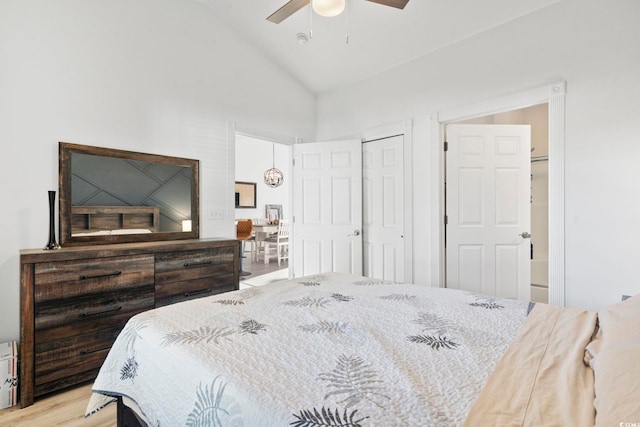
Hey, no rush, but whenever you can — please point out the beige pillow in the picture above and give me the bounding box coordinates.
[598,294,640,343]
[594,347,640,427]
[592,294,640,427]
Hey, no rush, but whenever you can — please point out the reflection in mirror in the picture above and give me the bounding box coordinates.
[71,153,192,234]
[59,142,199,246]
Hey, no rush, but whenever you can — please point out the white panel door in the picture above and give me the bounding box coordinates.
[293,140,363,277]
[446,124,531,300]
[362,135,405,282]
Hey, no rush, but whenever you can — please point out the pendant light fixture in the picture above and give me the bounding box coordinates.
[264,143,284,188]
[312,0,346,17]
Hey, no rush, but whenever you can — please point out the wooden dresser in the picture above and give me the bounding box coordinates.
[19,238,239,407]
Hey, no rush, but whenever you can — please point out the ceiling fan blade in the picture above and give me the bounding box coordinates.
[267,0,311,24]
[366,0,409,9]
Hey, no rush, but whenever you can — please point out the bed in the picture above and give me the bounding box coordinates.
[85,272,639,426]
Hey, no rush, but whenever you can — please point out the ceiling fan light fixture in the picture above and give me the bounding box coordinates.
[312,0,346,17]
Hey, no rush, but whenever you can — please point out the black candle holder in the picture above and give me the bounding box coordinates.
[44,190,61,250]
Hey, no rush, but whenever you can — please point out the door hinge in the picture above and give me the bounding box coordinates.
[444,215,448,225]
[292,158,296,166]
[444,141,448,152]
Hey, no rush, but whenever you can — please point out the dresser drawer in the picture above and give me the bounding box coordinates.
[155,246,236,285]
[155,274,236,307]
[35,285,154,342]
[34,255,154,302]
[34,327,122,389]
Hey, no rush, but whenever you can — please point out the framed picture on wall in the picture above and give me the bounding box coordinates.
[235,182,257,208]
[265,204,282,223]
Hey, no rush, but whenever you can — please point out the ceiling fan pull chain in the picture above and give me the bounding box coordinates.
[345,0,349,44]
[309,0,314,39]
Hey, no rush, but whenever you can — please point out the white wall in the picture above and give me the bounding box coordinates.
[235,135,291,221]
[0,0,315,342]
[316,0,640,311]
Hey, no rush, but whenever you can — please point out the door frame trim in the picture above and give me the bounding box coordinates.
[430,82,566,306]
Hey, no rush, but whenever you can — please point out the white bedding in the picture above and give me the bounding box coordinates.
[86,272,531,426]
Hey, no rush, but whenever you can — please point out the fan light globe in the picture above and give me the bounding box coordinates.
[312,0,346,17]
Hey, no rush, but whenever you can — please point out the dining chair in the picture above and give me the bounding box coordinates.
[244,218,260,260]
[260,219,289,266]
[251,231,268,262]
[236,219,253,276]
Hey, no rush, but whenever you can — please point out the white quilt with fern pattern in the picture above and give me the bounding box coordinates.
[86,272,530,426]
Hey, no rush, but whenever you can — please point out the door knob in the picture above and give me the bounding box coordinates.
[519,232,531,238]
[349,230,361,237]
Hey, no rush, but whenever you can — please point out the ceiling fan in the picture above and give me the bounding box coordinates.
[267,0,410,24]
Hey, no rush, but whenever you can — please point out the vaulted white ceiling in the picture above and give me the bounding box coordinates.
[200,0,559,94]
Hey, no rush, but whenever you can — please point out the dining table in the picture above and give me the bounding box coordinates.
[252,223,279,234]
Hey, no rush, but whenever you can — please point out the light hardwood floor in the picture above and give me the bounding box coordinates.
[0,383,116,427]
[240,252,288,277]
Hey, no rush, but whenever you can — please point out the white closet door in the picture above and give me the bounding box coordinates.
[363,135,405,282]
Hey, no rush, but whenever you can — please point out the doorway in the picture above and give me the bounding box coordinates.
[432,82,565,306]
[445,104,548,302]
[234,133,292,287]
[445,123,533,301]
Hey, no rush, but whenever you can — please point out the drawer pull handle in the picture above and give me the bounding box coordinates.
[183,288,211,297]
[80,346,111,355]
[183,261,212,268]
[80,305,122,317]
[79,271,122,280]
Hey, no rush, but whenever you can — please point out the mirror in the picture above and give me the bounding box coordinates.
[59,142,199,246]
[234,182,256,209]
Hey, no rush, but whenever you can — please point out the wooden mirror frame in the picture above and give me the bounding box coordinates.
[59,142,200,247]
